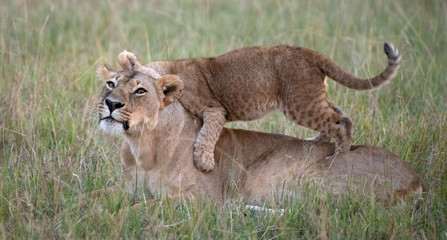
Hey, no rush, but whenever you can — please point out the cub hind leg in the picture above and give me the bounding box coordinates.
[284,100,352,157]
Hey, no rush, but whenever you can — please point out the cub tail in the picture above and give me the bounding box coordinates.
[318,42,401,90]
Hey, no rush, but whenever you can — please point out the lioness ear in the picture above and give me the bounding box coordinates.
[98,64,116,80]
[156,74,184,109]
[117,50,141,71]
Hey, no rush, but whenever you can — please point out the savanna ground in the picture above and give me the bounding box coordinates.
[1,0,446,239]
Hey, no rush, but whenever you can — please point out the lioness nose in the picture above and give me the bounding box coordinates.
[105,98,125,112]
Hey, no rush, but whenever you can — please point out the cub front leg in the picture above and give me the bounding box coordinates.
[194,107,227,172]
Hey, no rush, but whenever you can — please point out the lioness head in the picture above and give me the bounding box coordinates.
[97,61,183,136]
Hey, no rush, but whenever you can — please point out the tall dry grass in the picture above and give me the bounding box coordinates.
[0,0,446,238]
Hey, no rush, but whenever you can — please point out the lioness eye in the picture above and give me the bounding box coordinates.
[134,88,147,95]
[106,81,115,88]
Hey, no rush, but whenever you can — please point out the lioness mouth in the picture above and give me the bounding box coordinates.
[123,121,129,130]
[100,116,116,122]
[100,117,129,131]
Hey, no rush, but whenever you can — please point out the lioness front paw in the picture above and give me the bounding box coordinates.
[193,149,215,172]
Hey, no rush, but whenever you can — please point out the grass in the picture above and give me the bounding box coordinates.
[1,0,446,238]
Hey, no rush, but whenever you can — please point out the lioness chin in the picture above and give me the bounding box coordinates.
[113,43,400,173]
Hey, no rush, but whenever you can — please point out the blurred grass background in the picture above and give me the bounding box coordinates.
[0,0,446,238]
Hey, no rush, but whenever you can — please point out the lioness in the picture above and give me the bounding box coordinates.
[96,62,422,204]
[114,43,401,172]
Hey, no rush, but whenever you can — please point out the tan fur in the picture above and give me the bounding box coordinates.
[96,65,422,204]
[116,43,401,172]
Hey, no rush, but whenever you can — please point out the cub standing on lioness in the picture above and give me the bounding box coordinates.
[115,43,401,172]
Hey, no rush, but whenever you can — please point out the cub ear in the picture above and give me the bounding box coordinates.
[155,74,184,109]
[97,64,116,80]
[117,50,141,71]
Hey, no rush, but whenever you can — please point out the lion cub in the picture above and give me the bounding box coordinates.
[115,43,400,172]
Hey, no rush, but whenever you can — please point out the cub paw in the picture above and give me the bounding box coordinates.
[193,148,215,172]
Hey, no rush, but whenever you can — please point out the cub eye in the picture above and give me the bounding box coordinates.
[106,81,115,89]
[134,88,147,95]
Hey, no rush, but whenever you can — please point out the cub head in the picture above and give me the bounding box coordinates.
[97,64,183,136]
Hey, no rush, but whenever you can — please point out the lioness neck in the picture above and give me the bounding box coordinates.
[124,102,198,171]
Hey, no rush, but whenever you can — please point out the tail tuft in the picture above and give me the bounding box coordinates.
[384,42,400,61]
[319,42,401,90]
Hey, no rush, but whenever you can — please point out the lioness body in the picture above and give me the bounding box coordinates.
[97,66,421,204]
[120,44,401,172]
